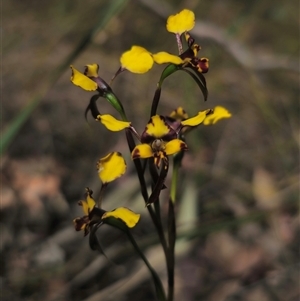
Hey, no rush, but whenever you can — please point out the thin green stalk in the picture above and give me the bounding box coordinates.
[166,151,184,300]
[170,150,184,203]
[148,160,169,258]
[170,161,179,203]
[167,199,176,301]
[153,199,169,259]
[126,230,167,301]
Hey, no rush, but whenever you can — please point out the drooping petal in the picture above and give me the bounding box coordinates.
[181,109,212,127]
[192,57,209,73]
[120,46,154,74]
[203,106,232,125]
[165,139,187,155]
[84,64,99,77]
[102,207,140,228]
[96,114,131,131]
[166,9,195,34]
[152,52,184,65]
[97,152,126,184]
[70,65,98,91]
[132,144,153,160]
[73,216,90,233]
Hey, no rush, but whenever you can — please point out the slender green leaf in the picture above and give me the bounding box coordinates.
[126,230,167,301]
[103,215,167,301]
[1,97,39,155]
[104,91,127,121]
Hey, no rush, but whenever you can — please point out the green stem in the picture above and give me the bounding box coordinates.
[126,230,167,301]
[153,199,169,261]
[166,152,184,300]
[170,151,184,203]
[170,162,179,203]
[167,199,176,301]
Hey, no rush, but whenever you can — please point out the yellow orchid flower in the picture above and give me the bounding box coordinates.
[132,115,187,167]
[73,188,140,236]
[70,64,111,92]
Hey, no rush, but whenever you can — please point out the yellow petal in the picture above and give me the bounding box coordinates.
[80,200,89,216]
[86,194,96,211]
[70,65,98,91]
[79,189,96,215]
[97,152,126,184]
[96,114,130,131]
[181,109,211,127]
[120,46,154,74]
[146,115,170,138]
[166,9,195,34]
[169,106,189,120]
[165,139,187,155]
[203,106,232,125]
[85,64,99,77]
[152,52,183,65]
[102,207,140,228]
[132,144,153,160]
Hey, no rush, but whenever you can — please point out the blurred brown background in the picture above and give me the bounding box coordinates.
[2,0,299,300]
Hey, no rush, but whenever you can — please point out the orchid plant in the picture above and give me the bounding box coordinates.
[70,9,231,301]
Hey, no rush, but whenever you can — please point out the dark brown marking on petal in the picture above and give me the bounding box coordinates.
[180,142,188,151]
[163,129,178,142]
[206,109,214,116]
[185,31,195,48]
[132,148,141,160]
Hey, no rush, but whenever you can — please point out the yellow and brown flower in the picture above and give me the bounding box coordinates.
[73,188,140,236]
[70,64,111,92]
